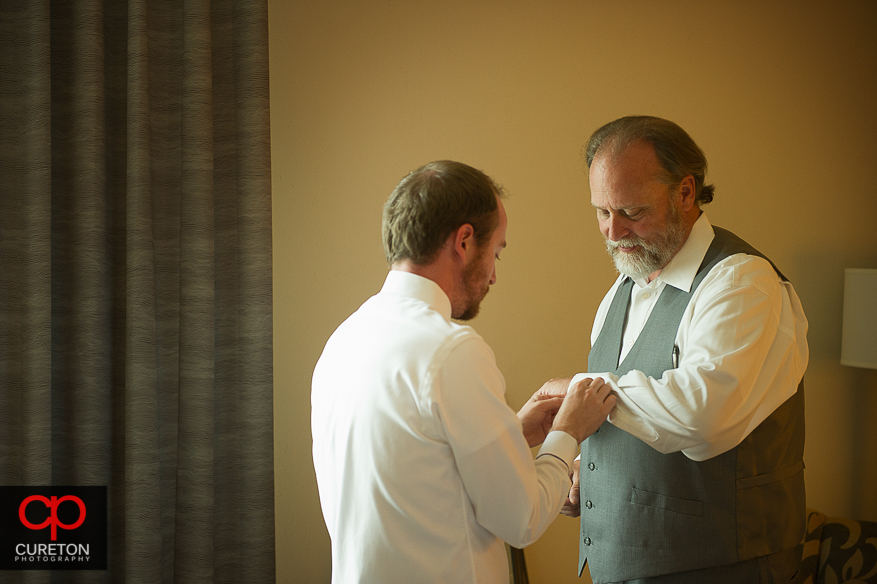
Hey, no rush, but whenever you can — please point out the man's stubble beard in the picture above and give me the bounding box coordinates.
[454,250,491,322]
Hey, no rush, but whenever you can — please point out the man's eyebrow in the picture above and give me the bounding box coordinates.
[590,202,647,212]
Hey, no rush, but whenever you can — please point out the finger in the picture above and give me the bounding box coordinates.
[536,397,564,416]
[591,382,612,400]
[587,377,606,391]
[534,393,562,402]
[560,500,581,518]
[536,381,568,398]
[590,379,611,399]
[572,377,593,391]
[535,396,564,408]
[569,483,580,505]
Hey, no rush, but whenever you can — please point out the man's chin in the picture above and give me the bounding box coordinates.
[454,290,489,321]
[611,251,649,280]
[619,262,664,282]
[454,304,479,321]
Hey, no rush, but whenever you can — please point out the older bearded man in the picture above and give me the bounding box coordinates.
[561,116,809,584]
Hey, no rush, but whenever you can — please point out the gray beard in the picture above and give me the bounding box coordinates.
[605,212,687,280]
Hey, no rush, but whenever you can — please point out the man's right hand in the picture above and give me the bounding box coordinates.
[552,377,615,444]
[561,458,581,517]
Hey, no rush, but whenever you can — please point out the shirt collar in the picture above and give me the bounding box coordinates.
[380,270,453,321]
[630,213,714,292]
[657,212,715,293]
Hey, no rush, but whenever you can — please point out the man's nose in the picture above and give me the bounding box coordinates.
[605,214,630,242]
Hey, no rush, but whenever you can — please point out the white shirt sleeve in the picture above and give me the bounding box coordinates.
[430,335,575,548]
[580,254,808,461]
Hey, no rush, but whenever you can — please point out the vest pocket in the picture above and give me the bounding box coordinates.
[736,460,805,489]
[735,465,806,559]
[630,487,704,517]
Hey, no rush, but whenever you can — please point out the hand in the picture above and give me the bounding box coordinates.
[551,377,616,444]
[518,392,565,448]
[534,376,573,399]
[560,459,581,517]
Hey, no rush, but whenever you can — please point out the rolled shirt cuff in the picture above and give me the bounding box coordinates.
[536,430,579,470]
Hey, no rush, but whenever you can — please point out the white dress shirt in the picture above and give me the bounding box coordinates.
[312,270,578,584]
[573,214,809,461]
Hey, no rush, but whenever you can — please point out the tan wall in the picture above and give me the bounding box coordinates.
[269,1,877,582]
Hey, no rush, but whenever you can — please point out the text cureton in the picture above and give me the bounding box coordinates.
[15,544,90,556]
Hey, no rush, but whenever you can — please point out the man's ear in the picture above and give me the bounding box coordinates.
[452,223,476,261]
[678,175,697,212]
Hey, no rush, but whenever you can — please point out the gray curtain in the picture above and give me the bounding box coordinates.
[0,0,274,581]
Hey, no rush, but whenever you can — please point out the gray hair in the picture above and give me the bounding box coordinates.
[584,115,715,205]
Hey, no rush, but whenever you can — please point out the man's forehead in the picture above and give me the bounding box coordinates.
[590,143,666,192]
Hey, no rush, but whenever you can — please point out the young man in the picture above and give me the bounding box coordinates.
[312,160,616,584]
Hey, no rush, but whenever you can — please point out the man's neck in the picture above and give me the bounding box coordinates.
[392,260,455,304]
[645,208,702,283]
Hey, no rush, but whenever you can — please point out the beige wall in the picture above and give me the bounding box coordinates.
[270,1,877,582]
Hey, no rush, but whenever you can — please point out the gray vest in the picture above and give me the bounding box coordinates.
[579,226,806,583]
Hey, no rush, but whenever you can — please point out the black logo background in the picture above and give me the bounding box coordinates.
[0,486,107,571]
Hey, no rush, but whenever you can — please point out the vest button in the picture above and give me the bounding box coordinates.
[585,500,593,509]
[587,462,596,471]
[584,537,592,546]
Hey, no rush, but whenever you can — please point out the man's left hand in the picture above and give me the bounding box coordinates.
[518,389,565,448]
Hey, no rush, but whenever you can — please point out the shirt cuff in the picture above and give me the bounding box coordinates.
[536,430,578,469]
[570,371,659,444]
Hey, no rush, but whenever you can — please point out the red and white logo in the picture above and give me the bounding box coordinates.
[19,496,86,541]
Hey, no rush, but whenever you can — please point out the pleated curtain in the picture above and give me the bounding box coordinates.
[0,0,274,581]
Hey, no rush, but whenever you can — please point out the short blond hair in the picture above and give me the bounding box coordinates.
[382,161,504,266]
